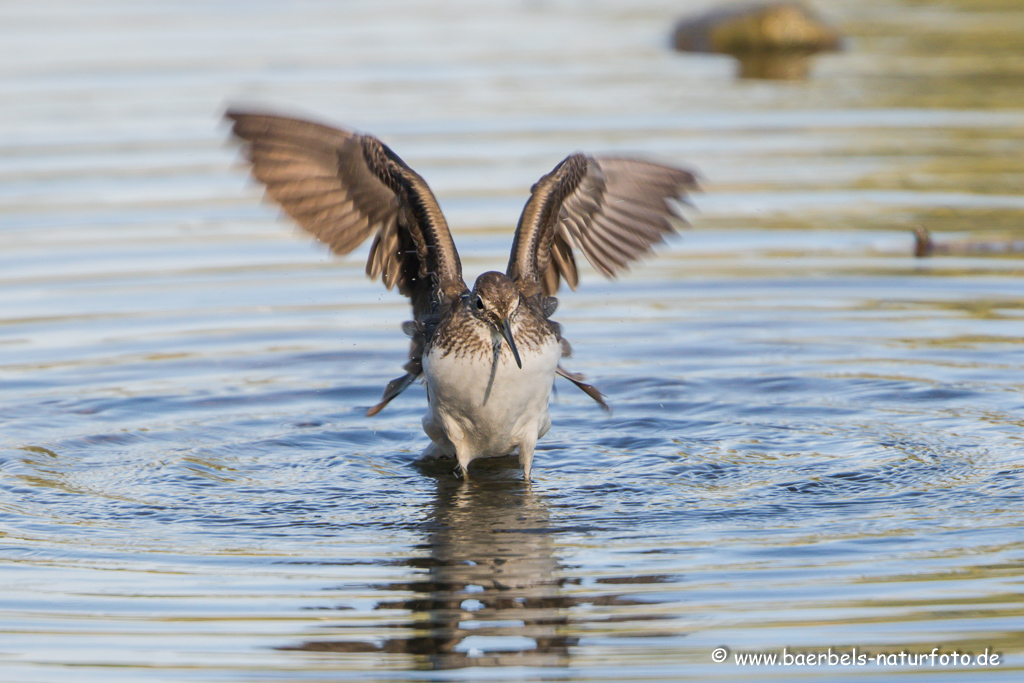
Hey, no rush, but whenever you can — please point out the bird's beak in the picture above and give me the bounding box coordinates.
[501,318,523,369]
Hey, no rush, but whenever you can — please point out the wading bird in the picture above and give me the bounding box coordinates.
[226,110,696,479]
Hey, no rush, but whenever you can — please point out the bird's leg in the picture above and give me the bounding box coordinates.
[518,437,537,482]
[455,450,473,482]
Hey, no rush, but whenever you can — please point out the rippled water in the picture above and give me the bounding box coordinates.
[2,0,1023,681]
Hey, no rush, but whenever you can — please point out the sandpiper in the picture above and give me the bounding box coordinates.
[226,109,697,479]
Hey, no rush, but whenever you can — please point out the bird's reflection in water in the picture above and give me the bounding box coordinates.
[287,468,576,670]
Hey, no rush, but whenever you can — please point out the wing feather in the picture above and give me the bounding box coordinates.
[226,109,466,320]
[507,154,697,296]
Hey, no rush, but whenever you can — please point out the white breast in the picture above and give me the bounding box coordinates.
[421,325,561,464]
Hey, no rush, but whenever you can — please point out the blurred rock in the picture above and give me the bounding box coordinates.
[672,2,843,79]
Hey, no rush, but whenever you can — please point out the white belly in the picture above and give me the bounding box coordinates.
[422,333,561,463]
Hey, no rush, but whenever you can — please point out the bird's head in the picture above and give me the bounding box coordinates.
[470,271,523,368]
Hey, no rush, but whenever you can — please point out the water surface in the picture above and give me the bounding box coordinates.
[1,0,1023,681]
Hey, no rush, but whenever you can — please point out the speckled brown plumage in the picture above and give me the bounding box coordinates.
[429,292,560,363]
[225,108,697,424]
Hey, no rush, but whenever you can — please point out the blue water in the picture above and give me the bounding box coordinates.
[1,0,1023,681]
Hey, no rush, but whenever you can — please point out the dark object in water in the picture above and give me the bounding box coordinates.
[671,2,843,79]
[913,227,1024,257]
[913,227,935,257]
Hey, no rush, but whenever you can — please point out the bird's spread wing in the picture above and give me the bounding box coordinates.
[507,153,697,409]
[226,109,469,416]
[506,154,697,297]
[226,109,466,319]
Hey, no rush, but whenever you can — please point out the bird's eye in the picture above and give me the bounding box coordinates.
[475,297,485,311]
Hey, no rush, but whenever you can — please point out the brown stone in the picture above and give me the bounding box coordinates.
[672,2,843,55]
